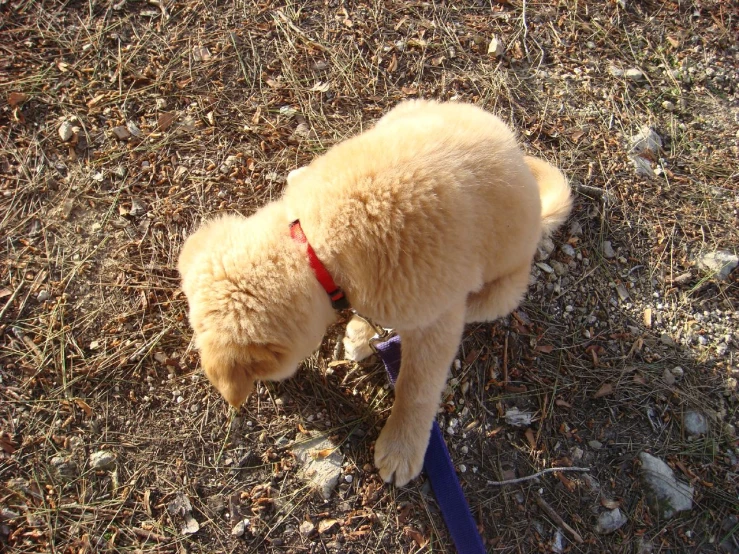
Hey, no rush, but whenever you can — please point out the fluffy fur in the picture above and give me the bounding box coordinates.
[178,99,572,486]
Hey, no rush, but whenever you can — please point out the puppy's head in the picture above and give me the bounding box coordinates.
[194,331,289,407]
[178,209,330,407]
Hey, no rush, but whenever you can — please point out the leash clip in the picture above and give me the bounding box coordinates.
[350,311,394,353]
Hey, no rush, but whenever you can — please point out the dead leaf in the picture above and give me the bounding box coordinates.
[192,45,211,62]
[310,448,333,460]
[8,92,28,107]
[600,496,620,509]
[309,81,331,92]
[157,112,176,132]
[73,398,93,417]
[87,93,106,108]
[143,489,152,516]
[555,397,572,408]
[666,36,679,48]
[535,344,554,353]
[0,433,17,454]
[387,54,398,73]
[593,382,614,398]
[404,526,429,548]
[317,518,339,534]
[397,503,413,525]
[557,472,576,492]
[633,373,647,385]
[524,427,537,449]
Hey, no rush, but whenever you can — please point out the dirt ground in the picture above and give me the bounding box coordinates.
[1,0,738,552]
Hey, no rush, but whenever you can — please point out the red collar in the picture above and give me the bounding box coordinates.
[289,220,350,310]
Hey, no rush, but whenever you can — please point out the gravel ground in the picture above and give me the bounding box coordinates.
[1,1,737,552]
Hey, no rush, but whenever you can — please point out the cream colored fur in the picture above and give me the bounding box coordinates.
[178,99,572,486]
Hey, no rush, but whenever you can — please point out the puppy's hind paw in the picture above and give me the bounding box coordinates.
[342,315,377,362]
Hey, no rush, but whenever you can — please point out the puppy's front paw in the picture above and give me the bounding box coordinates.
[342,316,376,362]
[374,415,429,486]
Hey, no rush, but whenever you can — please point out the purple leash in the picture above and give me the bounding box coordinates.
[374,335,487,554]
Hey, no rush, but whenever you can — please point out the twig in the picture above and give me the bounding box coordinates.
[229,32,250,85]
[0,284,23,321]
[534,491,584,544]
[487,466,590,486]
[521,0,530,59]
[502,331,509,385]
[574,182,610,199]
[131,527,167,542]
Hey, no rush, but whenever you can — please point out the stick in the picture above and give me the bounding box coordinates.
[487,466,590,486]
[534,491,584,544]
[502,331,509,385]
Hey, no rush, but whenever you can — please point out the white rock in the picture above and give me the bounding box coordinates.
[561,244,576,257]
[58,120,75,142]
[37,290,50,302]
[126,121,142,137]
[662,100,676,111]
[551,528,566,553]
[697,250,738,281]
[504,407,534,427]
[639,452,693,518]
[670,366,684,379]
[536,262,554,274]
[683,410,708,437]
[603,241,616,259]
[90,450,116,470]
[624,68,645,81]
[551,260,568,276]
[596,508,628,534]
[536,236,555,261]
[487,36,505,57]
[630,127,662,155]
[630,153,655,177]
[299,520,315,536]
[231,519,249,536]
[662,367,676,386]
[129,198,146,217]
[292,433,344,500]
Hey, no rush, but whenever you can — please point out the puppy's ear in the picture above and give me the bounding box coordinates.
[198,335,256,407]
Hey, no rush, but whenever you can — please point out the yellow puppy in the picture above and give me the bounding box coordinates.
[178,100,572,486]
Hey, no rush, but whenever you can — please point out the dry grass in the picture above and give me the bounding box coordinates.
[1,0,737,552]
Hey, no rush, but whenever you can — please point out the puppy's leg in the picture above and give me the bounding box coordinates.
[465,264,531,324]
[342,314,377,362]
[374,304,465,486]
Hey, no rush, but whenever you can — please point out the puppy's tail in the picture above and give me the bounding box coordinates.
[525,156,573,238]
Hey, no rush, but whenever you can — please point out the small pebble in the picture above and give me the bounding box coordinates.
[603,241,616,259]
[561,244,575,257]
[90,450,116,470]
[662,368,676,386]
[231,519,249,537]
[624,68,645,81]
[58,120,75,142]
